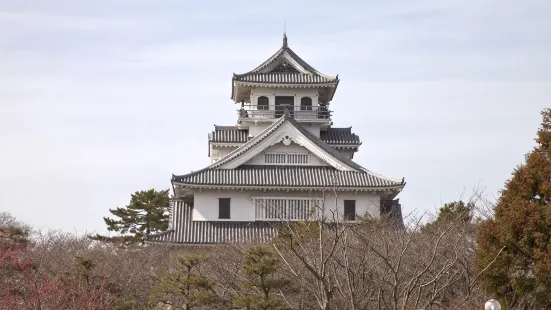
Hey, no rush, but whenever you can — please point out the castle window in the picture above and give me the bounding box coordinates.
[257,96,269,110]
[300,97,312,111]
[344,200,356,221]
[219,198,231,219]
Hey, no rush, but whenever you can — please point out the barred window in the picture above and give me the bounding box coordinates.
[265,153,308,164]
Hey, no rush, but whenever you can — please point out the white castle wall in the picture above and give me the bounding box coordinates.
[250,87,321,108]
[192,189,381,222]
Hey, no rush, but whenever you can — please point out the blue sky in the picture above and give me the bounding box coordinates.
[1,0,550,234]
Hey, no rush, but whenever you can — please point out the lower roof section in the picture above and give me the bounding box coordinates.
[147,199,404,245]
[173,165,405,190]
[210,126,361,146]
[146,201,277,244]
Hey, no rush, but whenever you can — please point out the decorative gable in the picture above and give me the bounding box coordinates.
[172,113,405,191]
[270,61,300,73]
[244,141,329,166]
[213,114,362,171]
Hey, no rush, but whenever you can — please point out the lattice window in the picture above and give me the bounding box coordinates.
[265,153,287,164]
[253,197,321,221]
[264,153,309,165]
[286,153,308,164]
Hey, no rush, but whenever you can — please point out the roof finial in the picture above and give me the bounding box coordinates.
[283,21,288,48]
[283,109,290,118]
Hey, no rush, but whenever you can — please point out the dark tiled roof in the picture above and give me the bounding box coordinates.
[234,73,335,84]
[320,128,361,145]
[192,113,404,189]
[208,115,289,169]
[210,126,249,143]
[233,40,338,85]
[147,201,277,244]
[196,113,403,188]
[147,199,405,245]
[173,166,404,189]
[284,115,367,172]
[210,126,361,146]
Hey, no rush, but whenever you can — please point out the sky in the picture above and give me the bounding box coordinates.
[1,0,550,234]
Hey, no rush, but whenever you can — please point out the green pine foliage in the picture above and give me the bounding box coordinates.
[234,246,290,310]
[475,108,551,309]
[149,253,219,310]
[421,200,475,232]
[90,189,170,245]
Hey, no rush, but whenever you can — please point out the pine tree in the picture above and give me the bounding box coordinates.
[149,253,219,310]
[476,108,551,308]
[421,200,475,232]
[91,189,170,245]
[234,246,290,310]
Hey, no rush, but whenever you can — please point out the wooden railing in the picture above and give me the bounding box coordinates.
[238,105,332,120]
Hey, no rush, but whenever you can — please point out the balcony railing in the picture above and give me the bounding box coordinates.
[238,105,332,120]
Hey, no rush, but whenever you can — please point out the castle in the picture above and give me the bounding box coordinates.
[147,34,405,244]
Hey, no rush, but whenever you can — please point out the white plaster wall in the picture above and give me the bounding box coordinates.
[193,191,254,221]
[301,123,320,137]
[250,87,319,108]
[331,192,381,219]
[248,121,321,139]
[249,123,270,137]
[210,146,239,162]
[243,142,329,166]
[192,189,381,221]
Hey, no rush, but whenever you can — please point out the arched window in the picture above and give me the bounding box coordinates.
[257,96,269,110]
[300,97,312,111]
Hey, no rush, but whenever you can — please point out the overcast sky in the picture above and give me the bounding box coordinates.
[1,0,550,234]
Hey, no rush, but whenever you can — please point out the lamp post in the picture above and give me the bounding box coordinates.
[485,299,501,310]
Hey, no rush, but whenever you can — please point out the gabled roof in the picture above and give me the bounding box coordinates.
[233,34,339,85]
[209,126,361,146]
[173,166,403,189]
[209,112,362,171]
[175,112,404,190]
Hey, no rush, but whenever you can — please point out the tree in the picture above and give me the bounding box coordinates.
[421,200,475,232]
[0,252,120,310]
[271,193,348,310]
[91,188,171,245]
[234,246,290,310]
[0,212,30,250]
[150,253,219,310]
[476,108,551,309]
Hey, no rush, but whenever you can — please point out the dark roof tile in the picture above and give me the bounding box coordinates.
[210,126,361,145]
[234,73,336,84]
[173,166,404,189]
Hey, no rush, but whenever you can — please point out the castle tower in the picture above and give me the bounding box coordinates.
[148,35,405,244]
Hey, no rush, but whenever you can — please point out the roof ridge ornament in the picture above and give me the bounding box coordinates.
[283,109,291,119]
[283,32,288,48]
